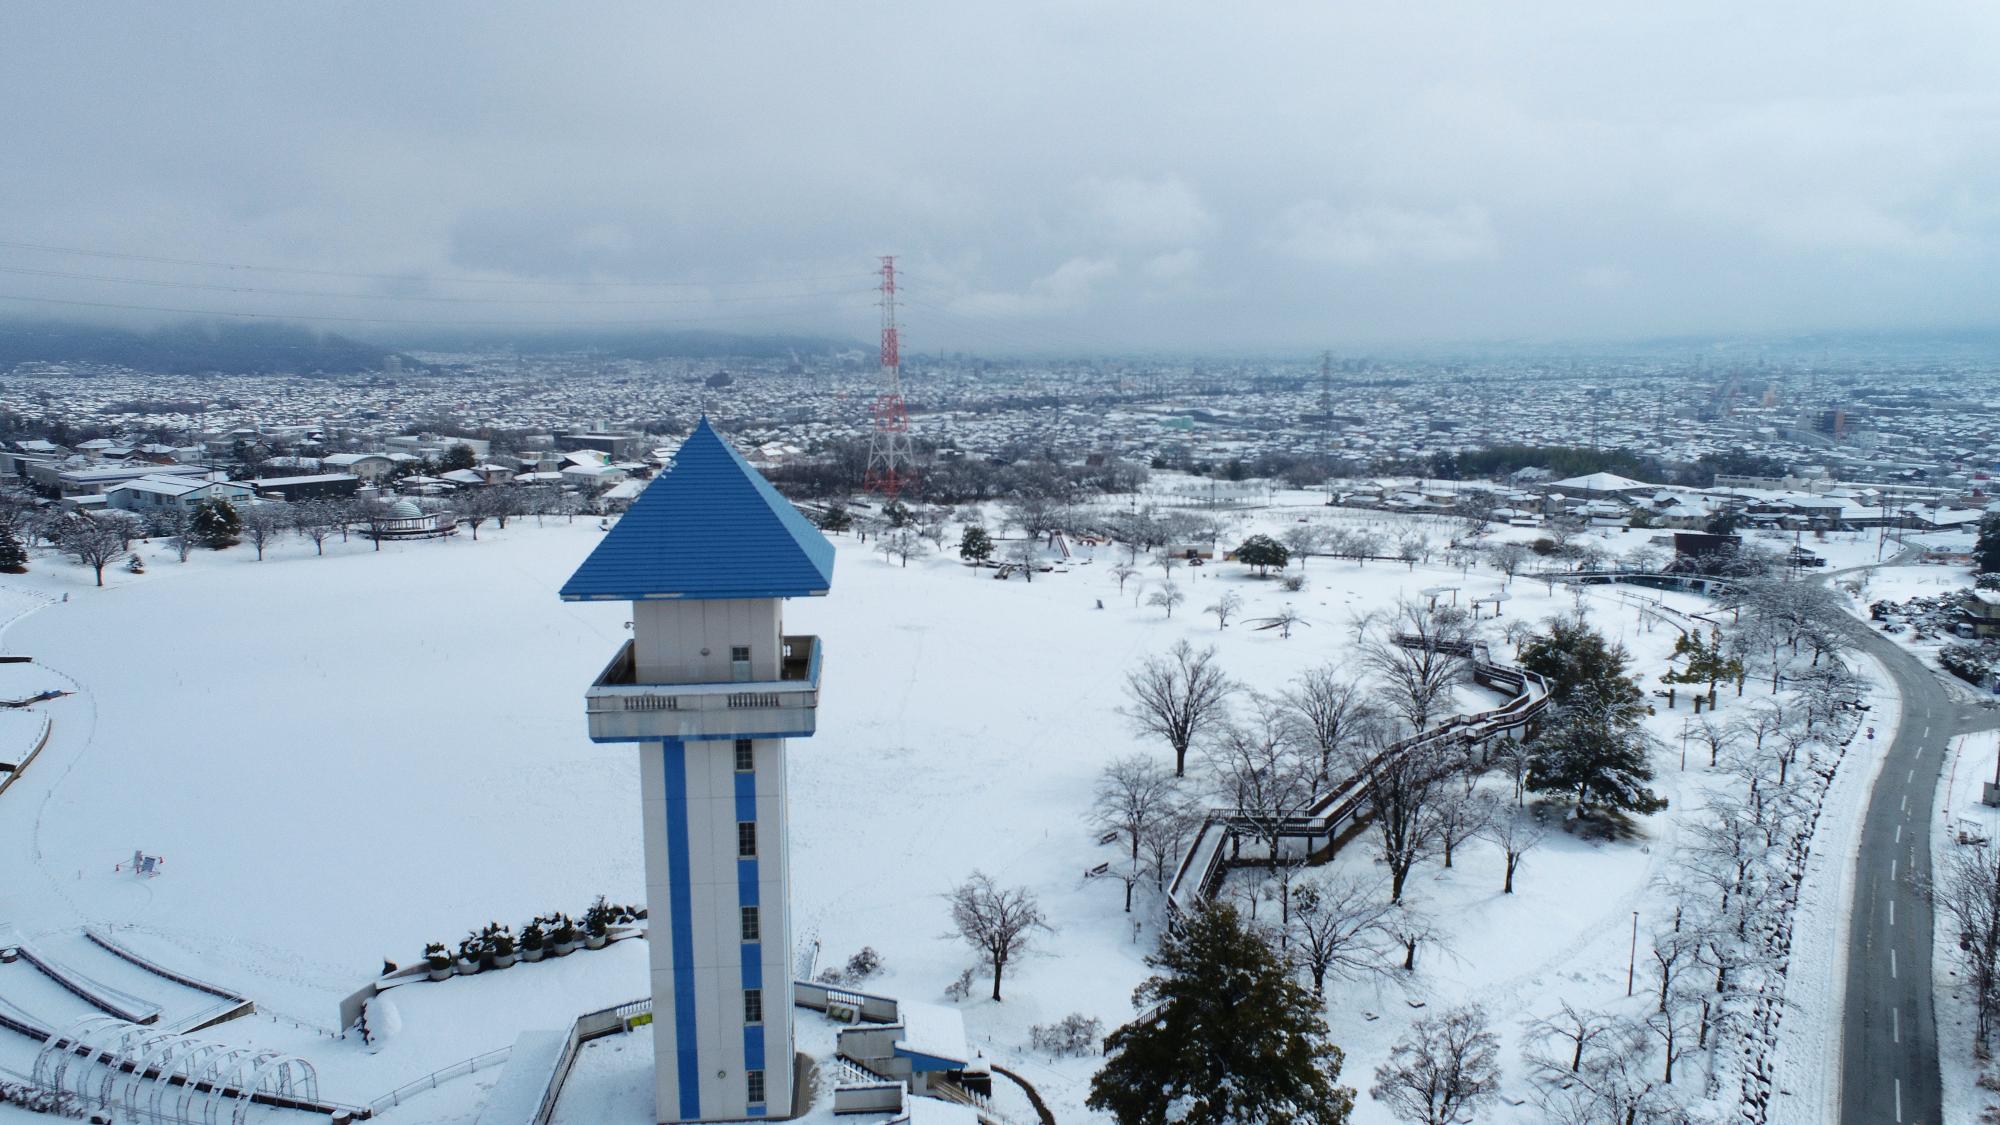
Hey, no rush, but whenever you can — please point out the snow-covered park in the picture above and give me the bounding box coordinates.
[0,488,1903,1123]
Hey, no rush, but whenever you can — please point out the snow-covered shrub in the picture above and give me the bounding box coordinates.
[944,967,976,1002]
[843,947,884,982]
[1941,644,1995,686]
[1281,574,1305,592]
[1029,1013,1103,1057]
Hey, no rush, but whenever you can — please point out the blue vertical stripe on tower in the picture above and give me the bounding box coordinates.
[737,763,767,1111]
[662,740,702,1121]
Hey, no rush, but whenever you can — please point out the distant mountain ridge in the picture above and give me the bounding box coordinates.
[0,319,397,375]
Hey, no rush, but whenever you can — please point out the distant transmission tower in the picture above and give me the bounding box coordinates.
[864,255,915,498]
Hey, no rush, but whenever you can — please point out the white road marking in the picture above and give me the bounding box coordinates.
[1894,1005,1901,1043]
[1908,768,1915,783]
[1896,824,1903,844]
[1902,794,1909,813]
[1889,898,1896,926]
[1924,726,1931,738]
[1896,1077,1904,1121]
[1891,948,1898,978]
[1893,858,1899,881]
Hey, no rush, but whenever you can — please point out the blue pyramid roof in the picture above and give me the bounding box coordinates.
[559,419,835,601]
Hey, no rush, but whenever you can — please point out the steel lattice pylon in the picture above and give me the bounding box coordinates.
[863,254,916,499]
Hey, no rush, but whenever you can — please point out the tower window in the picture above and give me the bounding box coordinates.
[744,988,763,1025]
[734,739,754,772]
[737,822,757,857]
[731,645,751,682]
[746,1069,766,1105]
[741,906,760,942]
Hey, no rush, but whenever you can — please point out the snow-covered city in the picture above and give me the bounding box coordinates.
[6,6,2000,1125]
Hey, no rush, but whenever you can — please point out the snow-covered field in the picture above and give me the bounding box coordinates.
[0,494,1895,1123]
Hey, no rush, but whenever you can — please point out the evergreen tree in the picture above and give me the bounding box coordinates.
[0,526,26,573]
[439,442,478,472]
[189,498,242,548]
[1519,616,1644,715]
[1235,534,1290,577]
[816,502,853,533]
[959,525,993,564]
[1978,513,2000,575]
[1663,628,1742,703]
[1088,904,1355,1125]
[1526,695,1667,817]
[1521,616,1665,817]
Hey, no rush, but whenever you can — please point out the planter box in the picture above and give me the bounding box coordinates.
[523,946,546,963]
[585,932,608,951]
[492,952,518,969]
[427,965,453,982]
[553,939,580,957]
[455,959,480,976]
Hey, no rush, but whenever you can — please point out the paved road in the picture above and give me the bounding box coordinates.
[1839,619,1994,1125]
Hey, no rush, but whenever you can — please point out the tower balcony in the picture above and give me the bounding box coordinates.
[583,635,822,743]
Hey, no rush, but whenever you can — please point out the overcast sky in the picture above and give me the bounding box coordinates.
[3,3,1998,352]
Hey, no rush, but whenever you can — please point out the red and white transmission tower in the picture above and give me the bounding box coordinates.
[863,255,916,498]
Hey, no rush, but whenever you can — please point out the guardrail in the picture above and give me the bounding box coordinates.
[367,1045,512,1115]
[1165,641,1550,916]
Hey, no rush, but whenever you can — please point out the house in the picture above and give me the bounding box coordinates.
[35,461,208,497]
[1964,590,2000,639]
[247,473,362,502]
[1545,471,1655,499]
[322,453,397,481]
[104,476,255,514]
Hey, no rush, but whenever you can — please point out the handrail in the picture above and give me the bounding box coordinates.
[1165,640,1551,916]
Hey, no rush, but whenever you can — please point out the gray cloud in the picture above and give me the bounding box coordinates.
[2,1,1997,350]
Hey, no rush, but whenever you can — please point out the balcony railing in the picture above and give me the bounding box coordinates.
[583,637,821,742]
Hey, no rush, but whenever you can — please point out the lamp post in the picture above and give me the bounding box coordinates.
[1626,911,1640,997]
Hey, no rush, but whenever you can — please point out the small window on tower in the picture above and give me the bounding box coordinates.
[744,988,763,1025]
[737,822,757,857]
[731,645,751,682]
[734,739,754,772]
[746,1069,766,1106]
[741,906,760,942]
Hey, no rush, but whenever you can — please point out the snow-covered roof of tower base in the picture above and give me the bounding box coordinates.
[558,417,835,602]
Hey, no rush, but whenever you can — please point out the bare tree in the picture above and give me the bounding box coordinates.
[1110,561,1139,593]
[946,872,1051,1001]
[1690,716,1736,769]
[1387,903,1442,972]
[1281,523,1325,570]
[1147,583,1186,619]
[350,497,397,551]
[1370,1004,1502,1125]
[1362,597,1476,732]
[1152,550,1183,582]
[1431,786,1489,869]
[239,503,289,561]
[1281,665,1381,788]
[1477,800,1546,893]
[1932,843,2000,1049]
[1204,697,1318,923]
[149,506,198,563]
[291,499,343,556]
[1524,1000,1616,1076]
[1204,590,1243,630]
[51,514,131,586]
[878,527,928,568]
[1137,798,1201,892]
[1092,755,1183,912]
[1252,605,1307,639]
[1005,535,1040,581]
[1122,640,1234,777]
[1490,542,1530,588]
[1358,739,1454,903]
[489,486,526,529]
[1286,874,1396,995]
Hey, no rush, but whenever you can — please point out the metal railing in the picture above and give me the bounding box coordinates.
[367,1046,512,1114]
[1166,642,1550,916]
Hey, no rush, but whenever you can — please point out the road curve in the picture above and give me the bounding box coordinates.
[1839,618,1975,1125]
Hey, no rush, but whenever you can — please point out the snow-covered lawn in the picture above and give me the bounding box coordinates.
[0,499,1889,1122]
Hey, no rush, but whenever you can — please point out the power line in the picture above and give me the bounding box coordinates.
[0,237,874,290]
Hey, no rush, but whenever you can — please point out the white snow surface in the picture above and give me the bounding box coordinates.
[1933,729,2000,1124]
[0,497,1895,1122]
